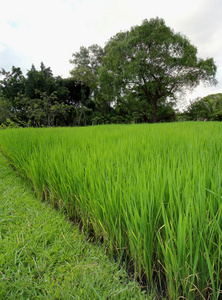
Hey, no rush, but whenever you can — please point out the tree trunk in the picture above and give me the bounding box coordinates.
[156,112,175,122]
[152,100,157,123]
[83,109,86,126]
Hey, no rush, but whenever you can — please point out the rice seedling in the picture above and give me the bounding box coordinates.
[0,122,221,299]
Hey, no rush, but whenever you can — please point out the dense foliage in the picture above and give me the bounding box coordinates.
[182,93,222,121]
[0,18,217,127]
[101,18,216,123]
[0,64,91,127]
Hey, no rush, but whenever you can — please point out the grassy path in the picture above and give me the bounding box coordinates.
[0,153,152,300]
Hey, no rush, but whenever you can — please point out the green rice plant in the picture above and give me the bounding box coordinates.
[0,122,221,299]
[0,152,151,299]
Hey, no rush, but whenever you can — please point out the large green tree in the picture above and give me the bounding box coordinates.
[103,18,217,123]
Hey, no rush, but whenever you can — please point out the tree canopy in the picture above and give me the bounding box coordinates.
[101,18,217,122]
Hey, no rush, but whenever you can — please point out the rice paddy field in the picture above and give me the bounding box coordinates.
[0,122,221,299]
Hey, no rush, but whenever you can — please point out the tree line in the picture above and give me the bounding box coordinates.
[0,63,92,127]
[0,17,218,127]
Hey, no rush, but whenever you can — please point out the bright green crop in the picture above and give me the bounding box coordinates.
[0,122,221,299]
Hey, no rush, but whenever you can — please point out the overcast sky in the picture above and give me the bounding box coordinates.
[1,0,222,107]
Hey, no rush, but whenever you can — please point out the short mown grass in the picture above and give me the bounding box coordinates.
[0,153,153,299]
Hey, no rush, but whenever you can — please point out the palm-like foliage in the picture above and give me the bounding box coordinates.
[186,93,222,120]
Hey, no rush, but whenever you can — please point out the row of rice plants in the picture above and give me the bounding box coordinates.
[0,122,221,299]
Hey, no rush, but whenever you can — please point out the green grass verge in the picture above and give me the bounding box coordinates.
[0,153,153,300]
